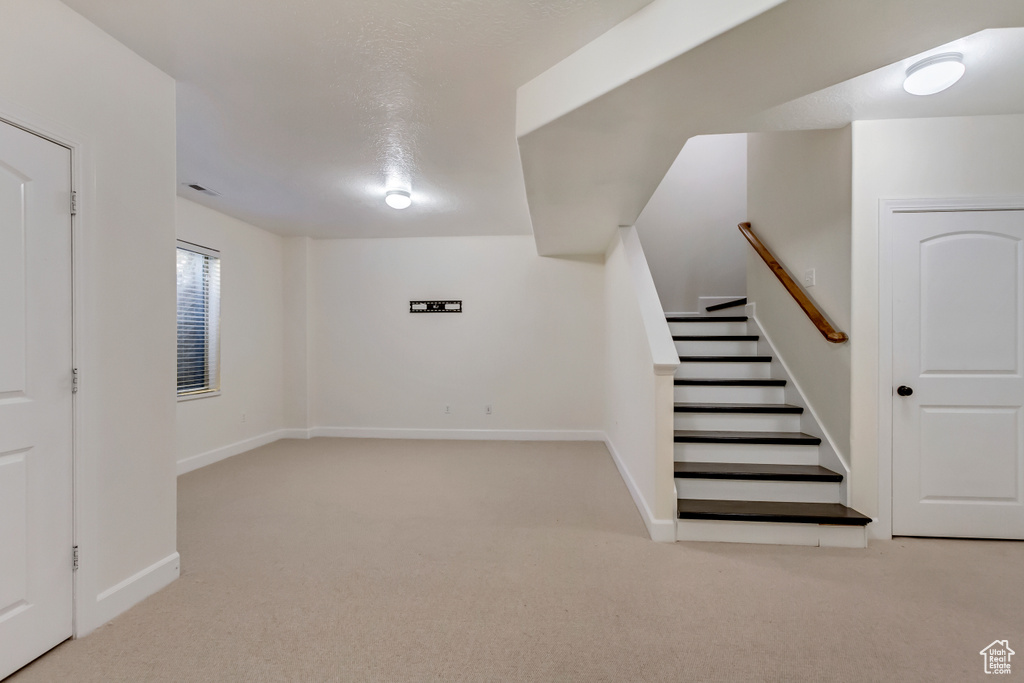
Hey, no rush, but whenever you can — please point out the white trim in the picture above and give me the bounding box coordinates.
[603,434,676,542]
[615,227,680,376]
[676,519,865,547]
[0,98,93,639]
[309,427,605,442]
[177,429,296,476]
[177,427,602,476]
[87,553,179,636]
[746,303,851,502]
[176,390,221,403]
[876,196,1024,541]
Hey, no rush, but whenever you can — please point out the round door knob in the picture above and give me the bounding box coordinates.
[897,385,914,397]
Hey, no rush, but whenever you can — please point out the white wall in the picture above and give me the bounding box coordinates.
[0,0,177,634]
[603,228,677,541]
[747,128,852,463]
[282,237,311,431]
[176,198,287,473]
[850,114,1024,521]
[636,134,747,313]
[308,236,604,438]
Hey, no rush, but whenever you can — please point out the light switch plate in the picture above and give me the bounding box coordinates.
[803,269,816,287]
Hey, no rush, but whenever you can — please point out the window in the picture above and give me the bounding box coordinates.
[176,241,221,398]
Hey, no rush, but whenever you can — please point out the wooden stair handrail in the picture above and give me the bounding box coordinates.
[738,222,848,344]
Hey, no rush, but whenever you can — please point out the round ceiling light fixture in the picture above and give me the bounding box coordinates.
[903,53,965,96]
[385,189,412,210]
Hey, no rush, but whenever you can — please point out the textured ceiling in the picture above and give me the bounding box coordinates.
[60,0,655,238]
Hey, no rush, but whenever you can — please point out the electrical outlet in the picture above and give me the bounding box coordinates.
[444,405,451,415]
[803,268,816,287]
[241,412,246,423]
[485,404,492,415]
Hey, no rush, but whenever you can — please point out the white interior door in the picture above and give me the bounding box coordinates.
[892,207,1024,539]
[0,120,74,678]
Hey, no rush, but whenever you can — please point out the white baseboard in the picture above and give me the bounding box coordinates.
[309,427,605,441]
[84,552,180,636]
[178,427,603,476]
[177,429,294,476]
[603,434,676,542]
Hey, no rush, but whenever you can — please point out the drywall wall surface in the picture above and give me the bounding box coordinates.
[0,0,177,632]
[747,128,852,462]
[636,134,747,313]
[308,235,604,435]
[282,237,311,431]
[516,0,785,137]
[176,198,286,468]
[603,229,677,540]
[850,114,1024,519]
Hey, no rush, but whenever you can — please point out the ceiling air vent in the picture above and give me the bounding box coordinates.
[184,183,221,197]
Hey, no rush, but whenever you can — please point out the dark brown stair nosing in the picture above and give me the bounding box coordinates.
[678,355,771,363]
[674,430,821,446]
[673,335,759,341]
[674,462,841,482]
[666,316,748,323]
[674,378,786,387]
[674,403,802,414]
[676,499,870,526]
[705,297,748,312]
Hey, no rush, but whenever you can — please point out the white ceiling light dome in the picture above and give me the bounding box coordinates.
[385,189,412,210]
[903,53,966,96]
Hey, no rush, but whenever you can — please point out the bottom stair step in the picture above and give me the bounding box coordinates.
[677,499,870,525]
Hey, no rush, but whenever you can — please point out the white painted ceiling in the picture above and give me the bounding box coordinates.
[749,28,1024,131]
[516,0,1024,255]
[60,0,655,238]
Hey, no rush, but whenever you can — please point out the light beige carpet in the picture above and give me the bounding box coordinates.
[10,438,1023,682]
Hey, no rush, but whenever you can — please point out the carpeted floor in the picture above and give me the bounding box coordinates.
[9,438,1023,682]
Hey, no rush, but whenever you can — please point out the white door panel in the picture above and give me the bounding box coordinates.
[0,120,73,678]
[892,208,1024,539]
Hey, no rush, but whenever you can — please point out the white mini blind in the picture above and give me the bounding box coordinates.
[176,241,221,396]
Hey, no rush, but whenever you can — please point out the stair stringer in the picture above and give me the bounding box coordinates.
[745,303,851,507]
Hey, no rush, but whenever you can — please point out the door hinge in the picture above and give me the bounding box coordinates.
[72,368,79,394]
[72,545,79,571]
[70,191,77,216]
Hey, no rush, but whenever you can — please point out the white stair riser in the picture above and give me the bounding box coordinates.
[675,361,770,379]
[676,519,867,547]
[674,385,785,404]
[674,340,757,355]
[674,442,818,466]
[669,321,747,336]
[675,479,840,504]
[674,412,801,432]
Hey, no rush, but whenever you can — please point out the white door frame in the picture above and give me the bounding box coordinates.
[878,196,1024,540]
[0,99,92,638]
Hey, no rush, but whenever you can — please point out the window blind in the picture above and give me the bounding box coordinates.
[176,241,221,396]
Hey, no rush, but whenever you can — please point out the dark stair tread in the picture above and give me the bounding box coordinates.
[673,335,759,341]
[674,403,802,414]
[677,499,870,526]
[674,430,821,445]
[674,378,786,386]
[705,297,748,312]
[666,316,748,323]
[678,355,771,363]
[674,462,841,482]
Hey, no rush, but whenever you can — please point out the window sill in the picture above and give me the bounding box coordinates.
[177,390,221,403]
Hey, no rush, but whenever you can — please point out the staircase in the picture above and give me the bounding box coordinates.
[669,298,870,547]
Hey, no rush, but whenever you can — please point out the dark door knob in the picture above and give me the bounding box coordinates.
[897,385,913,397]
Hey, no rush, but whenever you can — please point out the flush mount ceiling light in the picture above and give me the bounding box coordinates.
[903,53,965,96]
[385,189,412,210]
